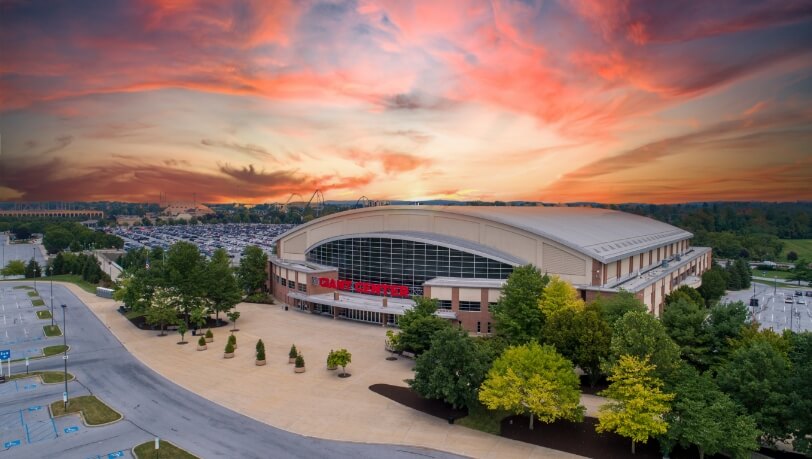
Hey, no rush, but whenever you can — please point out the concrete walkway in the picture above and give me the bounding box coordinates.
[63,283,589,459]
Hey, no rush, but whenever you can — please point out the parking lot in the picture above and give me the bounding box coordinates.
[722,282,812,332]
[1,234,47,269]
[110,223,294,262]
[0,373,137,459]
[0,286,60,362]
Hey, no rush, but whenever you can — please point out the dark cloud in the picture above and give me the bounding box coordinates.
[38,135,73,155]
[381,92,454,111]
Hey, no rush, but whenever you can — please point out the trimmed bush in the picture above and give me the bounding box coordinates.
[295,354,305,368]
[225,342,235,354]
[256,339,266,361]
[198,336,206,346]
[205,329,213,339]
[289,344,298,359]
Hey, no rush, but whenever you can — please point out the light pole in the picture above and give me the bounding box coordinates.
[61,303,68,409]
[33,247,37,291]
[49,266,54,327]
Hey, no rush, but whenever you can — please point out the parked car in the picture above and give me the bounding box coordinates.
[785,296,794,304]
[805,291,812,297]
[795,290,803,296]
[797,298,806,305]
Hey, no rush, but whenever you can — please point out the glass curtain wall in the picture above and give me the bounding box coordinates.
[306,237,514,295]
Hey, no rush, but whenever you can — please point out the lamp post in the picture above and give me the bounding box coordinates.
[33,247,37,291]
[49,266,54,327]
[61,303,68,409]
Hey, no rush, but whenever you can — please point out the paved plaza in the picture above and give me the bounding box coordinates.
[61,282,583,459]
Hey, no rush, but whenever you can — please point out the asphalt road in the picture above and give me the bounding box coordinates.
[722,282,812,333]
[2,282,464,459]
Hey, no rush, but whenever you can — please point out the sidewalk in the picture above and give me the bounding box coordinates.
[59,282,588,459]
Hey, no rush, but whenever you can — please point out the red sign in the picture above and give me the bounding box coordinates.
[318,277,410,297]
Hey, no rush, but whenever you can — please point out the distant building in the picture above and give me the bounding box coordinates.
[161,202,214,220]
[0,209,104,219]
[116,215,143,226]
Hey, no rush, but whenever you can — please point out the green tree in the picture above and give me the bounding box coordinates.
[539,276,584,317]
[662,298,711,369]
[664,285,705,308]
[492,265,549,345]
[787,332,812,454]
[410,328,491,409]
[610,311,680,381]
[698,266,727,304]
[716,340,793,444]
[479,342,584,430]
[664,368,759,459]
[177,322,188,344]
[24,258,42,278]
[145,287,179,335]
[597,355,674,454]
[165,242,206,326]
[705,301,748,365]
[734,258,751,289]
[789,258,812,286]
[43,227,74,254]
[1,259,26,276]
[543,302,610,387]
[237,245,268,294]
[593,291,647,327]
[256,339,266,361]
[205,248,242,324]
[328,348,352,376]
[398,297,451,355]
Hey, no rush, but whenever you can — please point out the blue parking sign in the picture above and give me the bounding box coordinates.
[108,451,124,458]
[0,349,10,360]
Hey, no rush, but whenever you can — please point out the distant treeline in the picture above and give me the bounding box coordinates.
[603,202,811,261]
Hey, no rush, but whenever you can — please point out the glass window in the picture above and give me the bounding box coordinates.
[306,237,513,296]
[437,300,453,310]
[459,301,481,312]
[288,280,295,289]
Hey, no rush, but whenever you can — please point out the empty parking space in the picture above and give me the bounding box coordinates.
[0,288,56,359]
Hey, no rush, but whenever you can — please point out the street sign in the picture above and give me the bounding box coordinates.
[64,426,79,433]
[0,349,9,360]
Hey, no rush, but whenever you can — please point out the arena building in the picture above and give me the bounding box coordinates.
[268,206,711,333]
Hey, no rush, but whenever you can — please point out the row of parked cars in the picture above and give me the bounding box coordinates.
[111,223,296,260]
[785,290,811,305]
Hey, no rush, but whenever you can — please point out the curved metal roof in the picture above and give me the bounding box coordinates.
[277,205,692,263]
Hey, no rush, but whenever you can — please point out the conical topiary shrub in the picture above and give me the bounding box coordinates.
[288,344,298,364]
[256,339,266,366]
[205,329,214,343]
[224,342,235,359]
[294,353,306,373]
[197,336,207,351]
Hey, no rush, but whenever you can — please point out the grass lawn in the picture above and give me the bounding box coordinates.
[32,299,45,306]
[27,290,39,297]
[781,239,812,262]
[10,371,74,383]
[754,269,794,280]
[43,345,68,356]
[455,402,508,435]
[50,395,122,425]
[13,285,33,290]
[43,325,62,337]
[36,310,52,320]
[133,440,199,459]
[45,274,98,294]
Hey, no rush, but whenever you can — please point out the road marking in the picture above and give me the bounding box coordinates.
[64,425,79,433]
[3,439,21,448]
[28,405,42,411]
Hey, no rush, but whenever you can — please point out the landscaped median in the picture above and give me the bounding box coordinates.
[27,290,39,297]
[43,324,62,336]
[50,395,122,426]
[9,370,74,384]
[133,440,199,459]
[32,299,45,306]
[36,309,52,320]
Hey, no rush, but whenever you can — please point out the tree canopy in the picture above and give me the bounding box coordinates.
[479,342,583,430]
[411,327,491,410]
[543,302,610,386]
[609,311,681,380]
[492,265,549,345]
[538,276,584,318]
[662,297,711,369]
[597,355,674,454]
[237,245,268,294]
[397,297,450,355]
[593,291,647,327]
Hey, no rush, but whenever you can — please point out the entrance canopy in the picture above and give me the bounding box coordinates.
[286,291,457,320]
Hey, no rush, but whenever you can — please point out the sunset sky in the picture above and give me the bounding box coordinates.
[1,0,811,204]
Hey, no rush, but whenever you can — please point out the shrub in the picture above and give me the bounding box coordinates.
[228,334,236,346]
[289,344,298,359]
[256,339,265,360]
[245,293,275,304]
[205,329,213,339]
[327,349,336,367]
[295,354,305,368]
[331,349,352,376]
[225,342,235,354]
[198,336,206,346]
